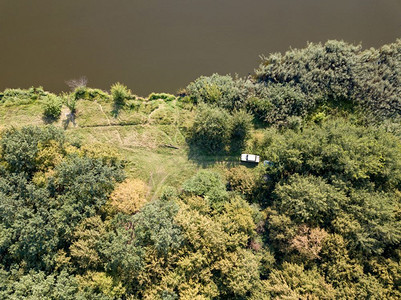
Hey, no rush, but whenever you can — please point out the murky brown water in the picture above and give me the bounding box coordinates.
[0,0,400,96]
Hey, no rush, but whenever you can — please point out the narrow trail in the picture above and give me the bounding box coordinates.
[151,171,169,201]
[96,102,111,126]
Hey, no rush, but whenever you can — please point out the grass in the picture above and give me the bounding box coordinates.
[0,94,262,200]
[0,96,226,200]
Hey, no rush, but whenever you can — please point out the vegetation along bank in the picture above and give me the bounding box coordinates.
[0,39,401,299]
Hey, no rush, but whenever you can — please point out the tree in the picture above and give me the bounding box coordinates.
[182,170,228,204]
[43,95,63,121]
[255,40,361,103]
[107,178,148,215]
[226,166,257,198]
[0,126,65,176]
[265,262,336,299]
[185,73,245,110]
[247,83,312,125]
[229,110,253,152]
[189,104,230,153]
[273,174,347,226]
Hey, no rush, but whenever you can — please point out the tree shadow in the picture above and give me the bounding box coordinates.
[62,112,77,129]
[187,141,259,169]
[42,115,59,125]
[111,102,124,118]
[187,142,236,168]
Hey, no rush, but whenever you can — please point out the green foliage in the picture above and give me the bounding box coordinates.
[1,38,401,299]
[0,87,49,106]
[182,170,228,203]
[256,40,361,102]
[77,271,125,299]
[189,104,253,154]
[255,39,401,119]
[72,86,110,102]
[0,126,123,271]
[255,118,401,292]
[0,126,65,175]
[97,216,144,282]
[247,83,313,125]
[133,199,183,254]
[356,39,401,118]
[274,174,347,226]
[229,110,253,151]
[260,119,401,191]
[189,104,230,153]
[265,262,336,299]
[63,93,77,114]
[0,270,86,300]
[110,82,130,106]
[226,166,257,198]
[148,92,176,102]
[43,95,62,120]
[186,73,246,110]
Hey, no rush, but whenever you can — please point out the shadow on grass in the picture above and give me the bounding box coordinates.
[42,115,59,125]
[62,113,76,129]
[187,142,258,169]
[111,102,124,118]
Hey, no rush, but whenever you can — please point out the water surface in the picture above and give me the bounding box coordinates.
[0,0,400,95]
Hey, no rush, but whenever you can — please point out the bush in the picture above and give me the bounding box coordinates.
[186,74,246,110]
[247,84,313,125]
[190,104,230,153]
[255,40,361,102]
[355,39,401,118]
[43,95,62,120]
[62,93,77,114]
[183,170,228,203]
[229,110,253,151]
[255,39,401,119]
[72,87,110,102]
[0,87,48,106]
[111,83,131,106]
[148,93,175,102]
[107,178,149,215]
[226,166,256,197]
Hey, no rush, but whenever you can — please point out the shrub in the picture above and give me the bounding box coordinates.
[72,87,110,102]
[355,39,401,118]
[189,104,230,153]
[108,178,149,215]
[148,93,175,102]
[43,95,62,120]
[62,93,77,114]
[183,170,228,203]
[186,73,246,110]
[111,83,131,106]
[246,96,273,121]
[247,84,313,125]
[226,166,256,197]
[0,87,48,106]
[229,110,253,151]
[255,40,361,102]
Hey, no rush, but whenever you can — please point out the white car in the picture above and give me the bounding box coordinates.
[241,154,260,163]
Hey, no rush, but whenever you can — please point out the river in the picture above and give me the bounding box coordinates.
[0,0,400,96]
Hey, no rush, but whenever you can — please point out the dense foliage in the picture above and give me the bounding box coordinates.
[1,38,401,299]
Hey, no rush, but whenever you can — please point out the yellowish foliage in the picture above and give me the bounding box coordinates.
[226,166,256,197]
[77,271,125,298]
[290,225,328,260]
[35,140,64,171]
[108,178,149,215]
[80,143,121,165]
[54,249,72,271]
[32,169,56,186]
[70,216,106,269]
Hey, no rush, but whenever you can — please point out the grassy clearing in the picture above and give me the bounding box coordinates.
[0,98,210,200]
